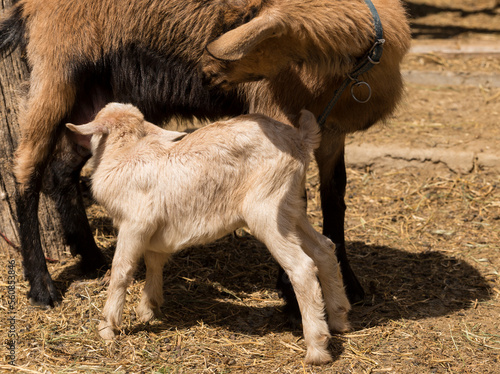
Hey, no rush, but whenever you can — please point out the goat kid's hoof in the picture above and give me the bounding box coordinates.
[98,320,118,340]
[137,304,163,323]
[328,318,352,334]
[304,347,333,365]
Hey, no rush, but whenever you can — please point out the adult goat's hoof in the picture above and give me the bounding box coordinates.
[28,273,61,308]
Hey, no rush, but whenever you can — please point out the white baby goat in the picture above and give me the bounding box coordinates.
[66,103,351,365]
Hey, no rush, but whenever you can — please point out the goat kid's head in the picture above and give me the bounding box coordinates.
[65,103,148,153]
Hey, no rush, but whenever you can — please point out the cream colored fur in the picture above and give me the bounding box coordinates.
[66,103,351,365]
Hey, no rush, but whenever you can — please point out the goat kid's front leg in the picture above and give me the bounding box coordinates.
[315,134,365,304]
[136,250,170,323]
[99,229,143,340]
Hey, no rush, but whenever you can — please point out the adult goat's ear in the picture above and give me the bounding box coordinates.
[66,122,110,136]
[206,13,285,61]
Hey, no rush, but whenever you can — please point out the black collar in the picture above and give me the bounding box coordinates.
[317,0,386,127]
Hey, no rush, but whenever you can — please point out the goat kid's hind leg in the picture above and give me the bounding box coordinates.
[137,251,170,323]
[276,266,301,327]
[297,219,351,333]
[315,134,365,304]
[275,184,308,327]
[99,229,143,340]
[261,234,332,365]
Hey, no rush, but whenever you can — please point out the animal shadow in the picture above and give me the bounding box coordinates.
[120,234,490,333]
[53,231,490,347]
[347,241,492,329]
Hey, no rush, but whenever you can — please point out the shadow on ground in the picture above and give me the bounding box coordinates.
[404,0,500,38]
[54,232,491,333]
[347,241,491,329]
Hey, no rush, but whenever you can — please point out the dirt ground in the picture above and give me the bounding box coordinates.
[1,1,499,373]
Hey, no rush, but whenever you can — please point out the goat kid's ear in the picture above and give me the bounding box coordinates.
[66,122,110,136]
[66,122,110,150]
[206,13,285,61]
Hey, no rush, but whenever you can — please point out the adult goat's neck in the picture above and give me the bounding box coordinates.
[317,0,385,128]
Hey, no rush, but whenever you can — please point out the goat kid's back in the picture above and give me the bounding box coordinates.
[69,104,320,251]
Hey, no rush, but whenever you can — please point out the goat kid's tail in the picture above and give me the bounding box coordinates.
[297,109,321,152]
[0,1,26,57]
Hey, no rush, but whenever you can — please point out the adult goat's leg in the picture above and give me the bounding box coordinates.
[43,133,106,273]
[315,132,365,304]
[15,185,59,306]
[14,75,77,307]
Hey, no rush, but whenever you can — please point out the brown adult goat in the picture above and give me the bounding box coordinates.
[0,0,410,318]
